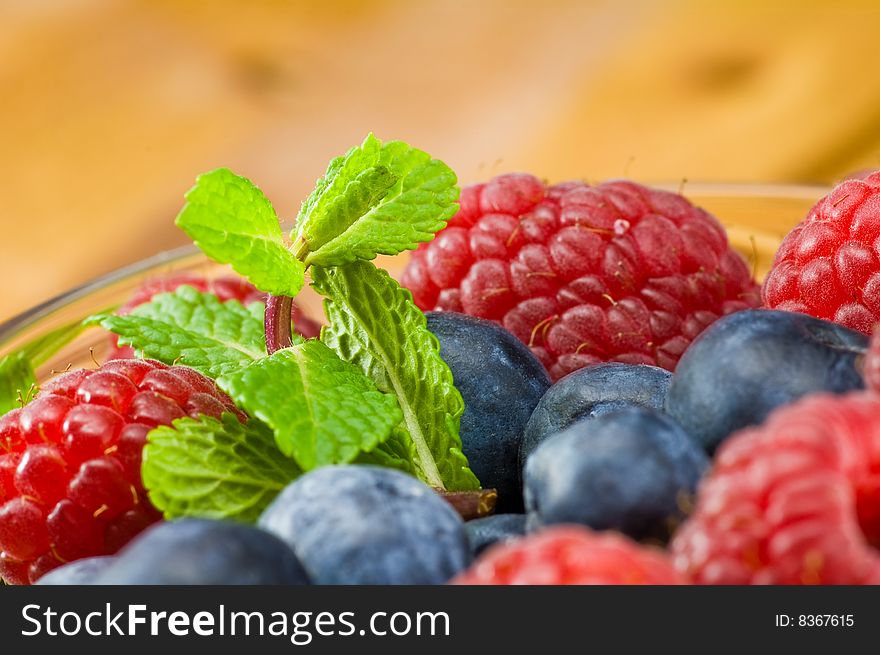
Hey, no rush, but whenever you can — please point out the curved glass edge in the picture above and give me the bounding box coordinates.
[0,245,200,345]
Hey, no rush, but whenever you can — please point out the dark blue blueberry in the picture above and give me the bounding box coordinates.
[427,311,551,512]
[36,556,114,585]
[666,309,867,453]
[520,363,672,469]
[464,514,527,557]
[524,407,708,540]
[258,465,470,584]
[93,519,310,585]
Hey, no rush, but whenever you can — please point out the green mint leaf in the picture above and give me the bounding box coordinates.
[217,340,402,471]
[88,286,271,379]
[354,426,417,475]
[293,134,459,267]
[143,413,301,522]
[0,352,37,415]
[312,261,479,491]
[176,168,305,297]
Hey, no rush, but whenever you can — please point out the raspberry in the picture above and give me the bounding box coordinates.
[671,393,880,584]
[762,171,880,334]
[453,525,687,585]
[0,359,242,585]
[108,274,321,359]
[401,174,760,380]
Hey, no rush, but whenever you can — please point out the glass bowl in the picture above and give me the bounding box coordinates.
[0,183,826,383]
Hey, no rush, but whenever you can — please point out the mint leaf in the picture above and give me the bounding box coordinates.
[0,352,36,415]
[293,134,459,267]
[88,286,271,378]
[355,426,417,475]
[217,340,402,471]
[312,261,479,491]
[176,168,305,297]
[143,413,300,522]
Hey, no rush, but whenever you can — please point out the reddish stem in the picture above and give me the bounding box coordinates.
[265,294,293,354]
[438,488,498,520]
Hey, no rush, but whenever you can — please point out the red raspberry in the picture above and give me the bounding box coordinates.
[671,393,880,585]
[108,274,321,359]
[762,171,880,334]
[401,174,760,380]
[0,359,243,585]
[453,526,687,585]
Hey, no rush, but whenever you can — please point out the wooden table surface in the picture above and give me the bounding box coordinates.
[2,0,880,321]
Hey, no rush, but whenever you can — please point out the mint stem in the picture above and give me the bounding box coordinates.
[265,295,293,354]
[438,488,497,520]
[292,238,310,261]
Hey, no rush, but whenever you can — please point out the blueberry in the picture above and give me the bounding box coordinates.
[93,519,310,585]
[521,363,672,469]
[35,556,114,585]
[465,514,527,557]
[258,465,471,584]
[666,309,867,452]
[524,407,708,540]
[426,311,551,512]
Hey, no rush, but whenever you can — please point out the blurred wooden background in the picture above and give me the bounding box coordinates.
[2,0,880,321]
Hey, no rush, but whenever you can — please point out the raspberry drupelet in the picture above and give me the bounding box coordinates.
[0,358,243,584]
[402,174,760,380]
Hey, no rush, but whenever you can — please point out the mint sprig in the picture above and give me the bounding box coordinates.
[92,134,487,522]
[292,134,460,267]
[312,262,479,491]
[89,286,272,378]
[176,168,305,297]
[143,413,301,522]
[216,341,403,470]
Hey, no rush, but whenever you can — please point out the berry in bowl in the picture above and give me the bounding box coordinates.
[2,134,878,585]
